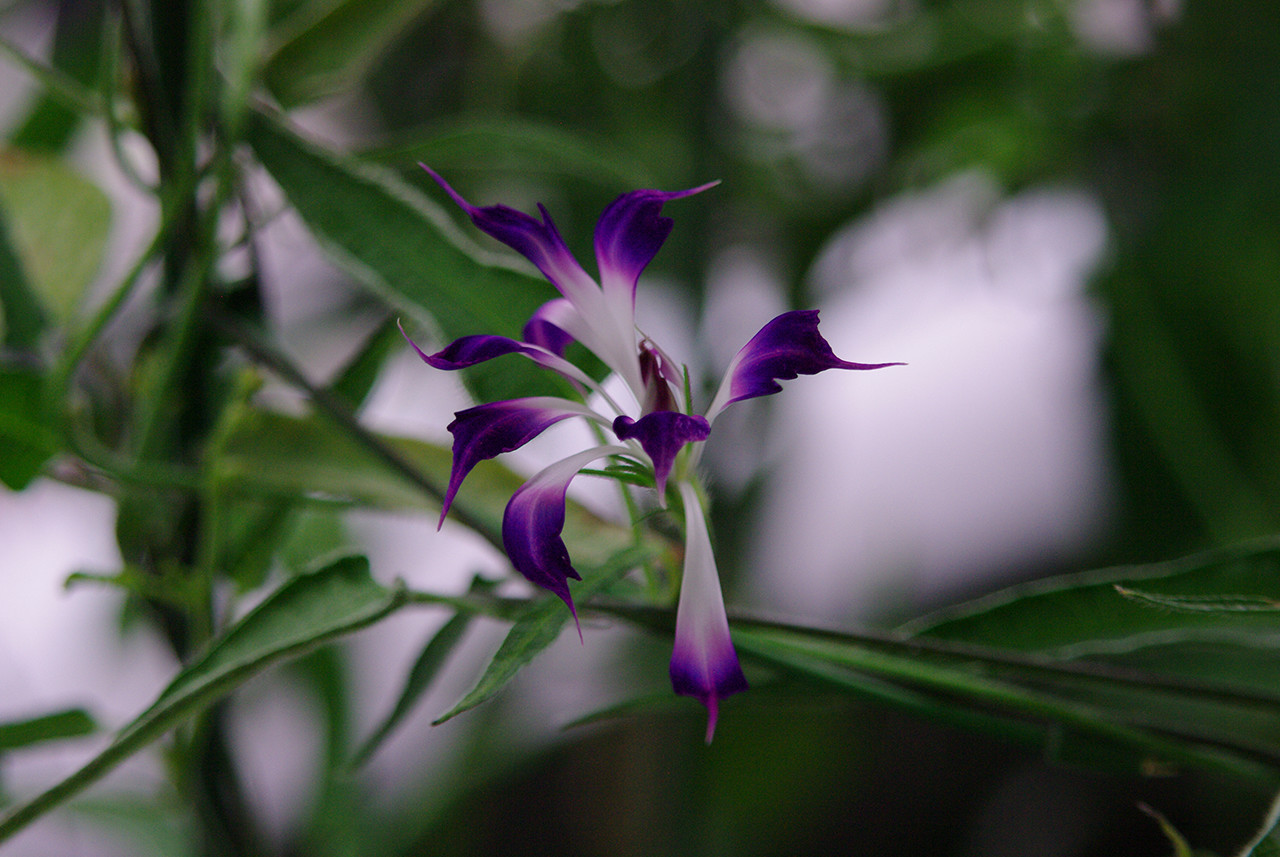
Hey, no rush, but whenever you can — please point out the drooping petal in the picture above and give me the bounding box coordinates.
[612,412,709,495]
[441,397,603,528]
[420,165,602,313]
[707,309,904,418]
[503,445,629,636]
[669,481,747,742]
[594,183,720,308]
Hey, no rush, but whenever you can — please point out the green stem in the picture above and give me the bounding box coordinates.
[210,311,503,553]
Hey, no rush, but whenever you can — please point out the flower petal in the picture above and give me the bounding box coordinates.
[522,298,578,356]
[669,481,747,743]
[405,330,541,371]
[612,412,709,495]
[421,166,602,312]
[441,397,603,527]
[708,309,904,417]
[421,166,643,393]
[503,445,629,636]
[594,183,719,308]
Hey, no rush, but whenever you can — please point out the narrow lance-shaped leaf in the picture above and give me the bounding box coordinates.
[349,578,495,767]
[263,0,444,108]
[0,709,96,752]
[0,555,405,844]
[898,536,1280,655]
[246,110,561,402]
[433,545,652,725]
[360,118,656,188]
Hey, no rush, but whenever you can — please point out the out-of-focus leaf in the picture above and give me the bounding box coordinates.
[898,538,1280,654]
[327,316,401,411]
[0,366,57,489]
[0,206,46,350]
[0,709,96,752]
[264,0,443,107]
[433,546,650,725]
[361,118,656,188]
[219,0,269,138]
[351,578,493,766]
[0,555,404,844]
[0,151,110,325]
[8,0,105,152]
[727,622,1280,790]
[247,110,561,403]
[215,406,639,567]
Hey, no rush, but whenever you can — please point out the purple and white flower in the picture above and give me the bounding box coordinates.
[405,168,901,740]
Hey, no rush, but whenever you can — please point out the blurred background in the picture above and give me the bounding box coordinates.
[4,0,1280,853]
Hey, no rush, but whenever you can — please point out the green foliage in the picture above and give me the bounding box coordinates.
[0,555,404,844]
[0,150,110,325]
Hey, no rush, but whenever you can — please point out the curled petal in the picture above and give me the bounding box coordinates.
[612,412,710,495]
[405,329,541,371]
[708,310,904,417]
[503,446,629,637]
[669,481,747,742]
[421,166,601,312]
[522,298,578,357]
[594,182,719,307]
[441,397,602,527]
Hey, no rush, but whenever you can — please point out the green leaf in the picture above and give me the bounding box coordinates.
[264,0,444,107]
[0,205,47,350]
[727,623,1280,787]
[0,709,96,752]
[247,110,559,403]
[360,118,657,188]
[219,0,270,138]
[0,366,58,489]
[899,537,1280,655]
[433,545,651,725]
[7,0,105,152]
[0,555,405,844]
[327,315,402,411]
[350,577,493,767]
[215,405,639,566]
[0,151,111,326]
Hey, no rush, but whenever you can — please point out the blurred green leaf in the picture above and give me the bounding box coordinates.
[351,579,490,766]
[215,405,639,566]
[0,151,110,325]
[0,366,57,489]
[8,0,106,152]
[247,110,560,403]
[360,118,657,188]
[0,205,46,351]
[219,0,270,138]
[0,554,404,844]
[729,622,1280,787]
[0,709,96,752]
[327,316,402,411]
[433,546,649,725]
[899,538,1280,654]
[264,0,443,107]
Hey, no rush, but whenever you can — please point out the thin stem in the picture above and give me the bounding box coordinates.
[212,312,504,554]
